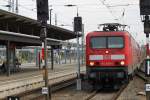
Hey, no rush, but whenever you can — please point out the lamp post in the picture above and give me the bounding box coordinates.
[64,4,79,16]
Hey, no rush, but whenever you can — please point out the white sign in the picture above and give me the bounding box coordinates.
[42,87,48,94]
[146,84,150,91]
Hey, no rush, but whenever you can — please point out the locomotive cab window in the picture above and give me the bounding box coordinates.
[91,37,106,48]
[90,36,124,49]
[108,37,124,48]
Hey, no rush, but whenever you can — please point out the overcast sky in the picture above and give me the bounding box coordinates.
[0,0,145,44]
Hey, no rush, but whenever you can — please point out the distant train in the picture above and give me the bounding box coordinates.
[86,23,145,89]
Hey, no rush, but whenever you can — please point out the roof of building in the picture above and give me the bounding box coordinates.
[0,30,61,46]
[0,9,78,40]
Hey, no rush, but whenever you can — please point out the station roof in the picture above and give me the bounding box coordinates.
[0,30,61,46]
[0,9,77,40]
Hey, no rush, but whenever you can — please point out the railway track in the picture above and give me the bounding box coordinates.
[84,83,128,100]
[135,69,147,82]
[82,68,146,100]
[18,78,76,100]
[84,90,98,100]
[0,66,145,100]
[0,67,85,99]
[83,69,145,100]
[111,84,128,100]
[50,67,145,100]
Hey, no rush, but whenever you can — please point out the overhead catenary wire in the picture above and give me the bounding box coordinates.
[98,0,119,22]
[98,0,139,23]
[107,3,138,7]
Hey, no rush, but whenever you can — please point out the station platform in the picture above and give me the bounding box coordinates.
[0,62,85,81]
[0,62,85,99]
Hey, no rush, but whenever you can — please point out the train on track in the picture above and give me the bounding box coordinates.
[86,23,145,89]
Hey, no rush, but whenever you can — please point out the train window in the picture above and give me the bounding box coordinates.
[91,37,106,48]
[108,37,124,48]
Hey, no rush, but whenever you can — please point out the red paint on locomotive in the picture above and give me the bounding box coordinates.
[86,31,143,83]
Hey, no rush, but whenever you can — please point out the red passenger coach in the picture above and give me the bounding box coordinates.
[86,23,142,88]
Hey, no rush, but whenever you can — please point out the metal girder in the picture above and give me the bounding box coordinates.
[0,15,17,20]
[0,32,41,45]
[0,30,61,46]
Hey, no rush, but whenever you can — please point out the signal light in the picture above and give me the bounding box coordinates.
[74,17,82,32]
[140,0,150,15]
[36,0,49,21]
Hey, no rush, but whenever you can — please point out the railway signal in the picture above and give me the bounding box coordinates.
[144,16,150,34]
[74,15,82,90]
[140,0,150,15]
[140,0,150,100]
[74,17,82,32]
[36,0,49,21]
[63,5,83,90]
[36,0,50,100]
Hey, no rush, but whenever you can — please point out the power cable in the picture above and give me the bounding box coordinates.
[98,0,119,22]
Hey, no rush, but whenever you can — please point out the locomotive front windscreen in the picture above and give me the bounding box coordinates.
[91,36,124,49]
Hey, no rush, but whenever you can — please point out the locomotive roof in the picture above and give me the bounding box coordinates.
[98,23,127,31]
[99,23,126,26]
[86,31,130,37]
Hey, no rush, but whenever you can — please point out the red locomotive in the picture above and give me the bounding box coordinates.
[86,23,144,89]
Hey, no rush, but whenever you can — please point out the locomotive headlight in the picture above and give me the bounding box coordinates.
[90,62,94,66]
[120,61,125,65]
[105,50,109,54]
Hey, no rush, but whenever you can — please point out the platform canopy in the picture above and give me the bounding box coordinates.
[0,30,61,46]
[0,9,77,40]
